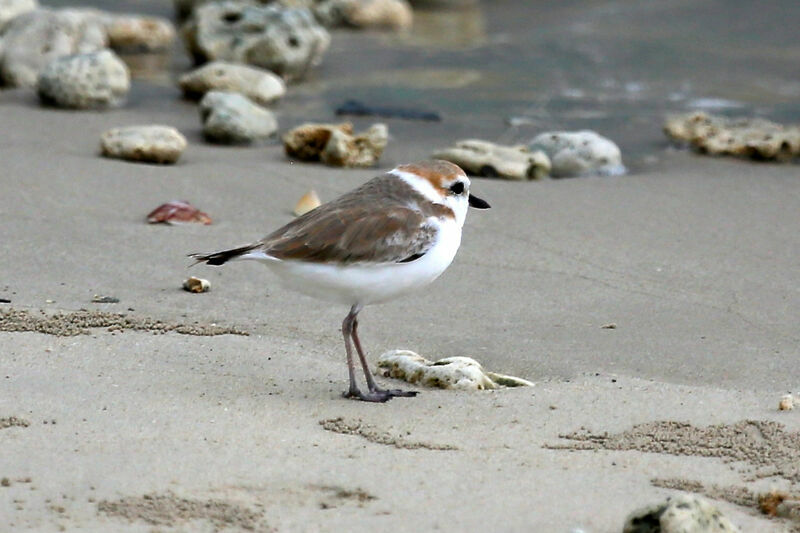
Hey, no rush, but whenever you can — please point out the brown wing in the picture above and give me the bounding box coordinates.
[260,176,440,265]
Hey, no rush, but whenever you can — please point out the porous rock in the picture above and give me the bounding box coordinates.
[100,125,187,165]
[283,122,387,167]
[433,139,550,180]
[529,130,626,178]
[199,90,278,144]
[377,350,534,390]
[664,111,800,162]
[183,1,330,81]
[314,0,412,30]
[37,49,129,109]
[174,0,313,21]
[407,0,477,6]
[0,0,37,32]
[623,494,740,533]
[0,8,107,87]
[179,61,286,105]
[106,14,176,52]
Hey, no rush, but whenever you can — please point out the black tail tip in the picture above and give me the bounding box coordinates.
[188,244,257,266]
[188,252,225,266]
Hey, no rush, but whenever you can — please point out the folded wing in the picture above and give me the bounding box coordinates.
[262,204,437,265]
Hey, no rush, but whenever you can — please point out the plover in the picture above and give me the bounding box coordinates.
[190,160,490,402]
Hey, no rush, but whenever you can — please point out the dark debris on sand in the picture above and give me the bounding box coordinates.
[319,417,457,451]
[549,420,800,483]
[0,416,30,430]
[0,308,248,337]
[97,492,268,531]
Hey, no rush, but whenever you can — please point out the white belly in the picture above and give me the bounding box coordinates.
[261,221,462,306]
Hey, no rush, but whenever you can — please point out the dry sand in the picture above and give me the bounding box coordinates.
[2,89,799,533]
[2,3,800,532]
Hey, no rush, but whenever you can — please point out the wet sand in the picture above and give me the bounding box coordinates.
[2,1,800,531]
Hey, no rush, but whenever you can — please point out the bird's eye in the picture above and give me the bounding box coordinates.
[449,182,465,195]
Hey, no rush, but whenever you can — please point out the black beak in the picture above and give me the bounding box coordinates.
[468,193,490,209]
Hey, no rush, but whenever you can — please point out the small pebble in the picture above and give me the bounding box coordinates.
[178,61,286,106]
[183,277,210,293]
[106,14,176,52]
[91,295,119,304]
[100,125,187,165]
[529,130,626,178]
[199,91,278,144]
[779,394,794,411]
[37,50,130,109]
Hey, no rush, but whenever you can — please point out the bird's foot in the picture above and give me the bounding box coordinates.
[373,387,418,398]
[343,387,418,402]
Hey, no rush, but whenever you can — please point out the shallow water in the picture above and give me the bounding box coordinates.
[39,0,800,169]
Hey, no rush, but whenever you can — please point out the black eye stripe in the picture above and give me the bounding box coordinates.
[449,182,465,194]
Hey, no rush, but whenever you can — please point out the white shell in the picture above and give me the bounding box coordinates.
[293,189,321,216]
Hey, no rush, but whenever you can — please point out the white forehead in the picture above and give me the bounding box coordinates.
[389,169,445,204]
[389,168,470,202]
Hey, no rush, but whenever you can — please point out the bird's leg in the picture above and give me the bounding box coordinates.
[341,308,362,400]
[352,316,417,399]
[340,306,416,402]
[350,315,380,392]
[341,310,389,402]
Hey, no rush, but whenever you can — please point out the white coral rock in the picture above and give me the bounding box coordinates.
[377,350,534,390]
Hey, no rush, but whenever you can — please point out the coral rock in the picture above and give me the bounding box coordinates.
[529,130,626,178]
[407,0,477,6]
[623,494,740,533]
[100,125,187,165]
[182,1,330,81]
[106,14,176,52]
[37,49,130,109]
[199,90,278,144]
[179,61,286,105]
[314,0,412,30]
[0,0,37,32]
[147,200,212,225]
[377,350,534,390]
[433,139,550,180]
[664,111,800,162]
[174,0,314,21]
[283,122,388,167]
[0,8,107,87]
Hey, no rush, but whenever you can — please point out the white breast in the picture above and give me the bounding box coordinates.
[262,217,463,306]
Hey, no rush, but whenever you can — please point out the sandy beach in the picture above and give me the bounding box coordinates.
[2,1,800,531]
